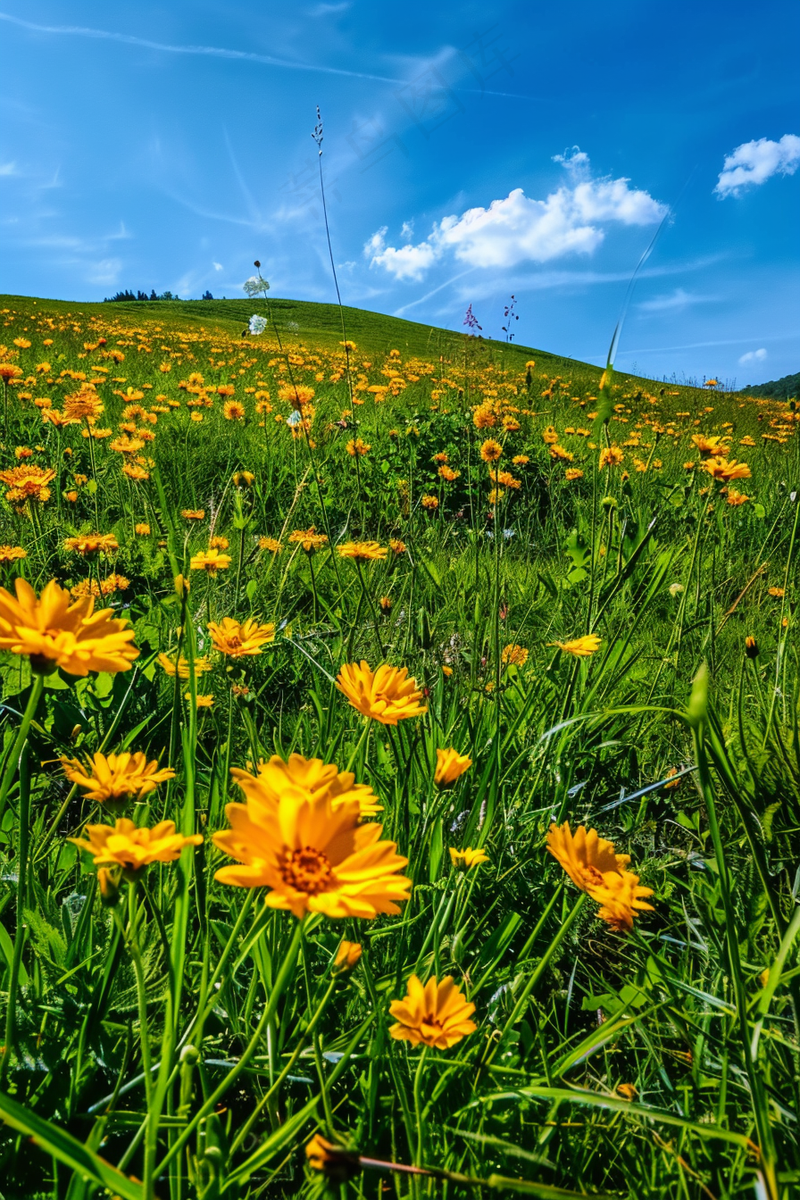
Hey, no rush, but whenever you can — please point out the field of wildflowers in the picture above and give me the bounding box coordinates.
[0,289,798,1199]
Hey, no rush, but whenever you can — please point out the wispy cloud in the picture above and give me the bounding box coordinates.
[638,288,717,312]
[738,348,767,365]
[308,1,351,14]
[0,11,406,85]
[0,161,18,176]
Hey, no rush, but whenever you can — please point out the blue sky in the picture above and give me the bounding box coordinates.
[1,1,798,386]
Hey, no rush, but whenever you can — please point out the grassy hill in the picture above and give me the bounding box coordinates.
[4,291,591,373]
[0,291,798,1198]
[739,370,799,400]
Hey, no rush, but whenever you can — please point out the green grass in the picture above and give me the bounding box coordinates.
[0,292,798,1200]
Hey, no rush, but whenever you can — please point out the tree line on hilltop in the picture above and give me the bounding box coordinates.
[103,289,215,302]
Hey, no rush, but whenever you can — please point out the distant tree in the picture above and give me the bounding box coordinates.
[202,290,213,300]
[136,290,148,301]
[740,371,799,400]
[150,289,158,301]
[158,291,176,301]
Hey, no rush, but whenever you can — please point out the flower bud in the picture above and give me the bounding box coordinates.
[98,866,121,906]
[333,941,362,974]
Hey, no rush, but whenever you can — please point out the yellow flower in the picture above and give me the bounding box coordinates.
[63,391,104,424]
[337,541,387,561]
[480,438,503,463]
[449,846,488,870]
[63,533,119,556]
[289,527,328,553]
[333,940,363,973]
[551,634,602,657]
[767,586,785,597]
[389,975,476,1049]
[0,578,138,676]
[60,751,175,805]
[187,693,215,707]
[564,468,584,481]
[501,643,529,667]
[0,463,56,504]
[336,661,427,725]
[0,545,27,564]
[421,494,439,510]
[389,538,407,554]
[223,399,246,420]
[346,437,371,456]
[69,818,202,878]
[726,488,749,506]
[546,821,630,893]
[212,761,409,918]
[190,549,232,574]
[745,635,759,658]
[229,753,382,820]
[134,523,151,536]
[599,446,624,469]
[122,463,150,482]
[691,433,727,457]
[233,470,255,486]
[305,1136,360,1182]
[592,870,655,932]
[181,509,206,520]
[209,535,230,550]
[434,747,472,786]
[208,617,275,657]
[259,536,282,554]
[158,652,211,678]
[703,456,751,481]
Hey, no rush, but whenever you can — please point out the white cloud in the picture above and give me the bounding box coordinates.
[0,162,18,177]
[638,288,715,312]
[366,228,438,281]
[367,154,667,281]
[86,258,122,286]
[738,348,767,365]
[715,134,800,197]
[552,147,591,178]
[213,261,223,271]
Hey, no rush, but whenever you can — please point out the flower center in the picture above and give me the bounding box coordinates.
[580,864,605,889]
[281,846,333,895]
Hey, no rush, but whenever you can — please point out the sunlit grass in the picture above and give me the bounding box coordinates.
[0,292,798,1199]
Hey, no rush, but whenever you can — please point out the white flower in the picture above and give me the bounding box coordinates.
[286,410,302,427]
[243,276,267,297]
[669,582,684,597]
[249,314,267,335]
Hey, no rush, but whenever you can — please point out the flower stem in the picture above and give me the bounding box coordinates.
[0,673,44,829]
[0,746,31,1084]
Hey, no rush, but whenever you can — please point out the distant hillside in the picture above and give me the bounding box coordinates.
[740,371,799,400]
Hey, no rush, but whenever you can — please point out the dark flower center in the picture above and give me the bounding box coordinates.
[281,846,333,895]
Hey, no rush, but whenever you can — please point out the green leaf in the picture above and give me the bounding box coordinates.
[0,1090,146,1199]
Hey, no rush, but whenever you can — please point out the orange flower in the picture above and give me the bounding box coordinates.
[336,661,427,725]
[70,818,202,878]
[212,758,408,918]
[480,438,503,463]
[434,748,472,786]
[208,617,275,657]
[546,821,630,893]
[389,975,476,1049]
[0,578,138,676]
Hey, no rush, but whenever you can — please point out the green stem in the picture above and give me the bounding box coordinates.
[153,918,303,1178]
[0,746,31,1083]
[0,673,44,828]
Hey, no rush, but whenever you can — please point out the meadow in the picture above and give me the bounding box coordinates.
[0,287,798,1200]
